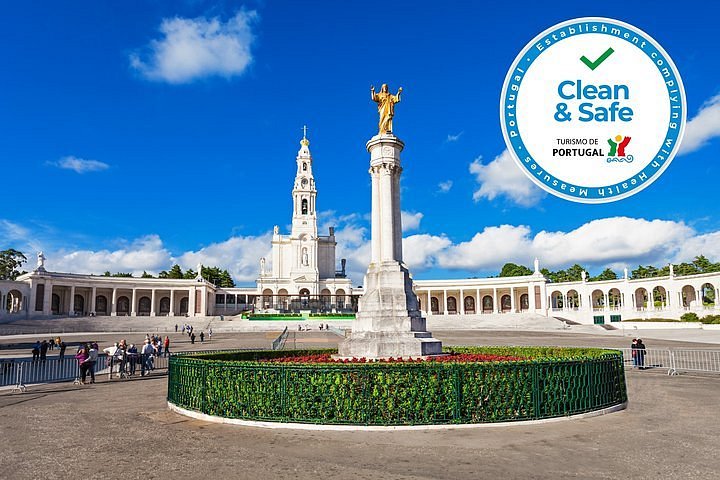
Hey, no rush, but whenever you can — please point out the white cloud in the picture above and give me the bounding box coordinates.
[437,225,533,269]
[470,150,545,207]
[401,211,423,232]
[403,234,452,270]
[530,217,692,267]
[48,235,172,276]
[0,219,31,241]
[130,10,258,84]
[51,156,109,174]
[178,234,271,282]
[437,180,453,193]
[679,93,720,155]
[446,131,464,142]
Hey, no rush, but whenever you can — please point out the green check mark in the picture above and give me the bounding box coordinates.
[580,47,614,71]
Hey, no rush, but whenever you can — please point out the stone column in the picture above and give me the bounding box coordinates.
[169,289,175,316]
[111,288,117,316]
[131,288,137,316]
[338,133,441,359]
[69,285,75,316]
[90,287,96,315]
[529,285,536,311]
[493,288,499,313]
[188,288,196,317]
[443,289,448,315]
[510,287,516,313]
[151,289,157,316]
[42,281,53,315]
[460,289,465,315]
[370,170,381,265]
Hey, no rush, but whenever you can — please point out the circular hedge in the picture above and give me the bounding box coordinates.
[167,347,627,426]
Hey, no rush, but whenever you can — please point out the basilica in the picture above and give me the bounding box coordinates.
[2,133,720,325]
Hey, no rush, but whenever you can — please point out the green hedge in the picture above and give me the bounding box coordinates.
[309,313,355,318]
[168,347,626,425]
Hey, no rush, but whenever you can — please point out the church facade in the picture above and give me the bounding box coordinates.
[2,133,720,324]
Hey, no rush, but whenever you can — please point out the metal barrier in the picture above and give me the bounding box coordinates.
[614,348,720,375]
[271,327,289,351]
[0,352,172,391]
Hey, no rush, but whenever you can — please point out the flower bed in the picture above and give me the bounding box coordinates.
[167,347,627,426]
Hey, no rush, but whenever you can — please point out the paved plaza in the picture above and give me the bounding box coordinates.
[0,330,718,479]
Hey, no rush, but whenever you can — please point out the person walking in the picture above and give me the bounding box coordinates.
[59,341,67,360]
[175,324,178,333]
[190,332,196,344]
[208,328,212,341]
[631,339,638,368]
[39,340,49,362]
[164,336,170,356]
[200,331,204,343]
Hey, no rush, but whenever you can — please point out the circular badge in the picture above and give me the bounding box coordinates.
[500,17,686,203]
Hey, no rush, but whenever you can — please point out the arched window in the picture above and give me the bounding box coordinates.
[447,296,457,313]
[431,297,439,313]
[301,199,308,214]
[482,295,493,312]
[501,295,511,312]
[179,297,189,314]
[159,297,171,315]
[138,296,151,315]
[302,162,307,171]
[464,296,475,313]
[117,296,130,315]
[51,293,60,314]
[520,294,529,310]
[73,294,84,315]
[96,295,108,315]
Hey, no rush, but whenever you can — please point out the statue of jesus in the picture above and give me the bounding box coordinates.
[371,84,402,135]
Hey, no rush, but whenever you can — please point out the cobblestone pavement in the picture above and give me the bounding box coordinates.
[0,331,718,479]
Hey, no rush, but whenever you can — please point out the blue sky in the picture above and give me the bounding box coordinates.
[2,1,720,286]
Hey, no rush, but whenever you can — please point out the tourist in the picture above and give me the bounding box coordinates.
[127,343,139,376]
[40,340,49,362]
[88,343,98,383]
[637,339,646,369]
[48,338,54,351]
[104,343,119,377]
[59,341,67,359]
[200,331,204,343]
[75,345,91,385]
[164,336,170,356]
[319,324,324,331]
[190,332,196,344]
[208,328,212,340]
[175,324,178,333]
[631,339,638,368]
[181,325,186,334]
[141,339,155,376]
[31,341,40,362]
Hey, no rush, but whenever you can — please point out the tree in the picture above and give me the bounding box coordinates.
[183,269,196,279]
[0,249,27,280]
[140,271,153,278]
[167,264,184,279]
[499,263,533,277]
[111,272,133,278]
[590,268,618,282]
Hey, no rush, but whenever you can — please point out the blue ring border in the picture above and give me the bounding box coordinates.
[499,17,686,203]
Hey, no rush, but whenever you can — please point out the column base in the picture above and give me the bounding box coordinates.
[339,260,442,359]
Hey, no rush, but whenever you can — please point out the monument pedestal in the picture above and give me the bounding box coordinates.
[338,132,442,359]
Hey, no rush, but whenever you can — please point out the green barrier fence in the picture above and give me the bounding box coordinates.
[167,347,627,426]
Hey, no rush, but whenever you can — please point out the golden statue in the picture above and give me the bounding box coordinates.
[371,84,402,135]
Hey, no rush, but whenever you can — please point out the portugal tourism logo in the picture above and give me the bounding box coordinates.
[500,17,686,203]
